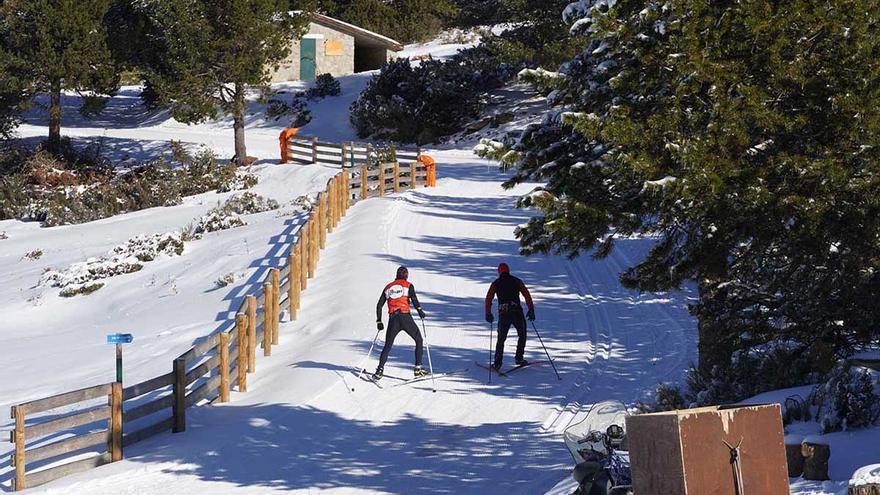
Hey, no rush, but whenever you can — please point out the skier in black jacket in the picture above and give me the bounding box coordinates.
[374,266,428,380]
[485,262,535,370]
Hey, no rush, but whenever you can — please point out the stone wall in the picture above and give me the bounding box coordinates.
[270,22,355,82]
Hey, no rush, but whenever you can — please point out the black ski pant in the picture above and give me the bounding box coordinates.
[378,312,423,369]
[495,310,527,367]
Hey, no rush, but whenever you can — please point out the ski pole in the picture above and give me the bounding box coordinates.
[530,320,561,381]
[488,320,493,384]
[420,318,437,392]
[354,327,383,388]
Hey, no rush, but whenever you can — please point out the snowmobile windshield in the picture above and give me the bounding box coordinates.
[563,400,629,464]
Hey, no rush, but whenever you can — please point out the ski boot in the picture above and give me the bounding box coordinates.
[414,366,431,378]
[491,362,503,373]
[515,358,529,366]
[372,366,384,381]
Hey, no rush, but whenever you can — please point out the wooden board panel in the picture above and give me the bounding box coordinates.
[17,384,113,415]
[24,452,112,489]
[184,375,221,408]
[122,417,173,448]
[124,394,174,423]
[123,373,173,401]
[184,355,220,386]
[25,430,108,464]
[26,406,111,440]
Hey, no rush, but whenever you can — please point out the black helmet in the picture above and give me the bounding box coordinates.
[396,266,409,280]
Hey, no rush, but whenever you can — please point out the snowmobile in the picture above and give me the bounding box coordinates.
[563,400,634,495]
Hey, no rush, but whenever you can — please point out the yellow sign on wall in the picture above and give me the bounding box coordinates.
[325,39,343,56]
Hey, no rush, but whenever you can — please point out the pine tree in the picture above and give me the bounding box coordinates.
[0,0,119,152]
[0,36,27,139]
[501,0,880,373]
[140,0,311,165]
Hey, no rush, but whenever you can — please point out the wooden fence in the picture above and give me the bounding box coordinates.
[282,134,422,169]
[8,154,438,491]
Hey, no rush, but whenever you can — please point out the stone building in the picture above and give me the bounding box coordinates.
[270,13,403,82]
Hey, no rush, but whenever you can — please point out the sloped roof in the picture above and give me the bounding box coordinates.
[310,13,403,51]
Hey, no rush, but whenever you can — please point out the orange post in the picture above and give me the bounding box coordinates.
[278,128,298,164]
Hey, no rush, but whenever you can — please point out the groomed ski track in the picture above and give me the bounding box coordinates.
[30,149,696,494]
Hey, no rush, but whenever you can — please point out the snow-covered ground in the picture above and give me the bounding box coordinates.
[2,38,875,494]
[4,148,697,494]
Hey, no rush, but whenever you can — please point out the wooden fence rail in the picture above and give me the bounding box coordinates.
[8,142,438,491]
[282,133,423,170]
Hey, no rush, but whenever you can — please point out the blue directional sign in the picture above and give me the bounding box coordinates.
[107,333,134,344]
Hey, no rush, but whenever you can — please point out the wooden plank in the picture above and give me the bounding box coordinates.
[13,406,25,491]
[26,406,111,440]
[122,417,172,448]
[110,383,122,462]
[288,254,298,322]
[361,166,369,200]
[219,333,230,403]
[410,163,417,189]
[24,453,112,489]
[246,296,256,373]
[279,263,291,282]
[393,162,400,193]
[185,354,220,386]
[172,358,186,433]
[235,314,248,392]
[17,384,113,416]
[182,333,220,363]
[271,268,280,345]
[262,283,272,356]
[25,430,107,464]
[123,394,173,424]
[123,373,173,401]
[184,375,221,408]
[378,165,385,197]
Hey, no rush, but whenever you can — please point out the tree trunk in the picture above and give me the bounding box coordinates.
[232,82,247,166]
[47,80,62,154]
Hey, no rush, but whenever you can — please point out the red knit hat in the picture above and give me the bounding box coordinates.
[497,262,510,274]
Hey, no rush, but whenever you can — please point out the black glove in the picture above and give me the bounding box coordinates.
[485,313,494,323]
[417,307,426,319]
[526,309,535,321]
[376,320,384,331]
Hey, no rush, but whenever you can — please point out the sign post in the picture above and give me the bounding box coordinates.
[107,333,134,383]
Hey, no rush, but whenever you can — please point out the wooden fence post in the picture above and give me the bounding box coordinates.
[12,405,25,491]
[271,268,280,345]
[410,163,417,189]
[246,295,256,373]
[318,194,326,249]
[343,171,348,211]
[262,283,272,356]
[340,142,347,168]
[361,166,368,200]
[309,215,321,278]
[218,333,230,403]
[334,176,341,227]
[236,313,247,392]
[378,163,385,197]
[288,252,298,321]
[299,229,308,290]
[394,162,400,193]
[311,137,318,163]
[110,382,123,461]
[172,357,186,433]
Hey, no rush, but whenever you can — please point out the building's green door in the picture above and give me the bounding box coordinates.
[300,38,316,81]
